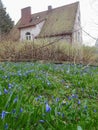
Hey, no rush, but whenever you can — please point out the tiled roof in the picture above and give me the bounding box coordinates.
[39,2,79,37]
[18,11,47,28]
[18,2,79,37]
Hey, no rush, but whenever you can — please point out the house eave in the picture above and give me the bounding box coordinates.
[18,24,35,29]
[36,32,72,38]
[18,19,46,29]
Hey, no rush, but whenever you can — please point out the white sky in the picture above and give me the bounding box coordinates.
[2,0,98,46]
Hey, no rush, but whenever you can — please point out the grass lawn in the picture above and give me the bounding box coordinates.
[0,62,98,130]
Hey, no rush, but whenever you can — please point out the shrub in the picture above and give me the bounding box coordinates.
[0,40,98,65]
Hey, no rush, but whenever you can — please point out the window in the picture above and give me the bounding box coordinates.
[25,32,31,40]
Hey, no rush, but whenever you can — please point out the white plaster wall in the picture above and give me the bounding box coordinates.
[20,21,45,41]
[72,4,82,44]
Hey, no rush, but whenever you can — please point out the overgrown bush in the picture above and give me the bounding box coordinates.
[0,40,98,65]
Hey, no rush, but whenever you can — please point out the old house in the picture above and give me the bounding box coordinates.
[17,1,82,44]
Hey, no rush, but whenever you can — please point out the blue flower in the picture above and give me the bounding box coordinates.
[12,109,16,114]
[78,100,81,105]
[4,123,8,129]
[17,71,22,76]
[20,108,23,113]
[57,112,61,115]
[35,95,42,101]
[1,111,6,119]
[68,96,71,100]
[1,111,10,119]
[62,113,65,118]
[72,94,78,98]
[4,89,8,94]
[72,94,75,98]
[39,120,45,123]
[46,103,51,112]
[13,97,18,103]
[8,83,12,89]
[94,109,97,113]
[56,98,60,102]
[61,79,65,83]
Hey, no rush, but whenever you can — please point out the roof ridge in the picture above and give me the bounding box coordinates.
[50,1,79,11]
[31,1,79,15]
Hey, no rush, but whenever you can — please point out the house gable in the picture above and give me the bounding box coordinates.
[19,21,45,41]
[72,3,82,44]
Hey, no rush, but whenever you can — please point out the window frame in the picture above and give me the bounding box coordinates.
[25,32,31,40]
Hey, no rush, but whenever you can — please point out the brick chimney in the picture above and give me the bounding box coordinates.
[21,6,31,25]
[48,5,52,11]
